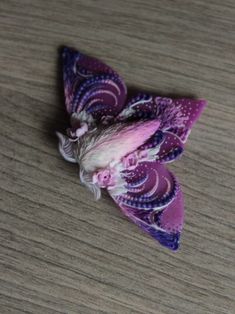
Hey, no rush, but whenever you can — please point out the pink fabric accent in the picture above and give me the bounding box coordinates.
[122,152,138,170]
[93,168,116,188]
[75,123,88,138]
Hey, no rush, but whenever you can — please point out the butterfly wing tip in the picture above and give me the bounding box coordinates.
[170,234,181,251]
[170,242,180,251]
[61,46,78,58]
[155,230,181,251]
[197,99,208,112]
[165,240,180,251]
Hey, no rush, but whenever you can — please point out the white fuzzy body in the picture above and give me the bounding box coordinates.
[57,119,160,199]
[77,120,160,173]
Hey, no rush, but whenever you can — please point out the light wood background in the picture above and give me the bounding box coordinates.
[0,1,235,313]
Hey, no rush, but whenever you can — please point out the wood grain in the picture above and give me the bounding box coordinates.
[0,0,235,313]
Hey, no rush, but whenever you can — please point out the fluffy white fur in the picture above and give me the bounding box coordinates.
[78,120,160,172]
[57,120,160,199]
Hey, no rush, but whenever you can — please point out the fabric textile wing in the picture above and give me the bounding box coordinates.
[117,93,207,143]
[62,47,127,120]
[106,95,206,250]
[108,149,184,250]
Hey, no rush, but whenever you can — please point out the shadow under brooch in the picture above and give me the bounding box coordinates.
[57,47,207,251]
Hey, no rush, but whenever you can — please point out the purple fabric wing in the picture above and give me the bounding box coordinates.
[62,47,127,119]
[109,162,184,250]
[117,93,207,143]
[163,98,207,143]
[138,130,184,164]
[108,95,206,249]
[108,96,206,249]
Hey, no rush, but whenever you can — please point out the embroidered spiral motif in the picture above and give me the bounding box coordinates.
[72,75,126,116]
[63,47,127,118]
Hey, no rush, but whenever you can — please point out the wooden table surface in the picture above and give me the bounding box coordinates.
[0,1,235,313]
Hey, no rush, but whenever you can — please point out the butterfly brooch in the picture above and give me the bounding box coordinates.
[56,46,207,250]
